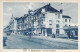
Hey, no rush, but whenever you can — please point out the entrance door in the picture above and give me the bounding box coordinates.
[46,28,52,36]
[56,29,59,35]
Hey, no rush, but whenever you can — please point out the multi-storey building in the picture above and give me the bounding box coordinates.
[30,3,72,36]
[4,3,73,36]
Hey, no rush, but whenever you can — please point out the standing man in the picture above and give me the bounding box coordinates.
[29,32,31,39]
[52,32,55,38]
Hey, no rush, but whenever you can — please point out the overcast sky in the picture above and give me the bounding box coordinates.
[3,2,78,27]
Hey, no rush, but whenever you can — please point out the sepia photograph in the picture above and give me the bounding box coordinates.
[3,2,78,49]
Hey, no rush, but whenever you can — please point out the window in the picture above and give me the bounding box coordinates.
[58,14,60,18]
[65,19,67,22]
[46,28,52,34]
[55,14,57,19]
[49,24,52,26]
[56,24,59,28]
[26,18,28,21]
[58,21,59,23]
[75,31,78,35]
[35,16,36,21]
[42,8,45,13]
[65,24,67,27]
[55,13,57,15]
[28,17,29,21]
[69,19,71,22]
[18,26,19,29]
[13,31,14,33]
[49,20,52,26]
[69,25,70,26]
[56,20,60,23]
[25,24,26,26]
[34,16,35,21]
[31,17,33,20]
[43,14,45,16]
[42,19,43,24]
[49,20,52,22]
[56,29,59,34]
[42,21,43,24]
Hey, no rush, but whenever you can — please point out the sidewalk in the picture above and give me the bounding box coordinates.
[32,36,78,44]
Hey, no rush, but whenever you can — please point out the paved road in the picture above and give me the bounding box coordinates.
[4,35,78,49]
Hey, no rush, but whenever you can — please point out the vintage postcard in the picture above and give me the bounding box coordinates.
[0,0,79,52]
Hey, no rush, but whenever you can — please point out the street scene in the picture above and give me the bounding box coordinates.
[3,33,78,49]
[3,2,78,49]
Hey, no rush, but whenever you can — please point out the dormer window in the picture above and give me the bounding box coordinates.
[69,19,71,22]
[42,8,45,13]
[65,19,67,22]
[43,14,45,16]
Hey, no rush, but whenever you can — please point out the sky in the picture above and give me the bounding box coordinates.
[3,2,78,27]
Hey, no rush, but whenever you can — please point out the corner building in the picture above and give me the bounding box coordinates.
[9,3,72,36]
[29,3,72,36]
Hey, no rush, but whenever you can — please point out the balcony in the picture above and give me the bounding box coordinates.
[37,24,45,28]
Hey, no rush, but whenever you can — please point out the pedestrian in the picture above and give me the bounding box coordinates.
[52,32,55,38]
[34,33,35,36]
[29,32,31,39]
[71,31,74,38]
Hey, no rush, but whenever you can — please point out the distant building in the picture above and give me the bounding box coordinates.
[64,26,78,39]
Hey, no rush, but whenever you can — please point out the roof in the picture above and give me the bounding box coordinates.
[69,23,78,26]
[62,15,71,18]
[33,3,59,15]
[64,26,78,30]
[15,17,19,20]
[15,17,23,20]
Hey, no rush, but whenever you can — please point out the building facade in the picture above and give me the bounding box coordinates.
[4,3,73,36]
[64,26,78,39]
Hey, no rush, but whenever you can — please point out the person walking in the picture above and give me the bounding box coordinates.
[29,32,31,39]
[52,32,55,38]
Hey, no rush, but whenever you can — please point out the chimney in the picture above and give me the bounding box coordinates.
[60,9,63,13]
[28,9,33,14]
